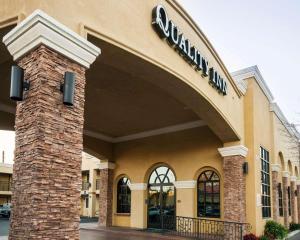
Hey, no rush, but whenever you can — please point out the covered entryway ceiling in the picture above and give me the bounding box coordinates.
[85,36,199,138]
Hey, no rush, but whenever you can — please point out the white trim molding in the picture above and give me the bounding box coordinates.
[290,176,297,182]
[271,164,281,172]
[173,180,196,189]
[282,171,290,178]
[84,120,206,143]
[128,183,147,191]
[231,65,274,101]
[218,145,248,158]
[2,9,101,68]
[98,162,116,170]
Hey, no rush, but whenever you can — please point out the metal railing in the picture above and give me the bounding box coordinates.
[96,179,100,190]
[0,181,11,191]
[165,216,251,240]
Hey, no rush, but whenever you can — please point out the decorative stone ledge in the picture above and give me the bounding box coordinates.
[290,176,297,182]
[99,162,116,170]
[128,183,147,191]
[218,145,248,157]
[271,164,281,172]
[173,180,196,189]
[282,171,290,178]
[2,9,100,68]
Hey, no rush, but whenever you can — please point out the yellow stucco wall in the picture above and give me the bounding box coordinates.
[112,126,224,228]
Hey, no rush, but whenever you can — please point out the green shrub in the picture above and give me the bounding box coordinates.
[264,220,288,240]
[259,236,269,240]
[290,222,300,231]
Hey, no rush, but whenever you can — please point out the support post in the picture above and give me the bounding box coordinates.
[3,10,100,239]
[282,171,290,227]
[271,164,281,222]
[98,162,115,227]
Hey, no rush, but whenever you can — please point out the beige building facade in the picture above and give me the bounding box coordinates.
[0,0,299,239]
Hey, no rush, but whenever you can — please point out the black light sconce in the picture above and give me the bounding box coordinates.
[10,65,30,101]
[243,162,249,174]
[60,72,75,106]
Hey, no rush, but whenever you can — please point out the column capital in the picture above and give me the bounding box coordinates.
[290,176,297,182]
[282,171,290,178]
[173,180,196,189]
[271,164,281,172]
[218,145,248,157]
[2,9,100,68]
[98,162,116,170]
[128,183,147,191]
[296,180,300,186]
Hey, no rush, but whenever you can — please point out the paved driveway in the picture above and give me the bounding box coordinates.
[288,231,300,240]
[0,218,9,236]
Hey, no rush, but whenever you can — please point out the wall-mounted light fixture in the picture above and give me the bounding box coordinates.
[60,72,75,106]
[295,190,298,197]
[10,65,30,101]
[243,162,249,174]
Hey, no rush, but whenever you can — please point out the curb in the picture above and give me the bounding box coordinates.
[287,229,300,239]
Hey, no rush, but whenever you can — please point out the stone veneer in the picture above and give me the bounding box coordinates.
[223,155,246,222]
[98,168,114,227]
[291,180,297,223]
[282,176,289,227]
[9,45,86,239]
[297,184,300,223]
[271,171,279,222]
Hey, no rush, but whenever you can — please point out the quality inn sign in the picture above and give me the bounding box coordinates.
[152,5,228,96]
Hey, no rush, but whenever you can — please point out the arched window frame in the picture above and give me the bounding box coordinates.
[197,170,220,218]
[116,176,131,214]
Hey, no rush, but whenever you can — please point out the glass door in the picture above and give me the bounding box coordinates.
[147,166,176,230]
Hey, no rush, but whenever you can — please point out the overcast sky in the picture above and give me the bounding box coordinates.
[180,0,300,124]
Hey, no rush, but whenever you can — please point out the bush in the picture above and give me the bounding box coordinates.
[259,236,269,240]
[290,222,300,231]
[264,220,288,240]
[243,233,259,240]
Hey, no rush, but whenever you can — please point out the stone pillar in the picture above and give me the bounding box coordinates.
[3,10,100,240]
[129,183,147,229]
[297,181,300,224]
[218,145,248,223]
[290,176,297,223]
[174,181,196,218]
[282,171,290,227]
[98,162,115,227]
[271,164,281,222]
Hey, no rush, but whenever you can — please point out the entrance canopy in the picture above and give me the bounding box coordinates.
[0,0,244,152]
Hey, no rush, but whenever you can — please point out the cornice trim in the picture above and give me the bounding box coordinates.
[2,9,100,68]
[218,145,248,157]
[98,162,116,170]
[173,180,196,189]
[231,65,274,101]
[282,171,290,178]
[271,164,281,172]
[128,183,147,191]
[290,176,297,182]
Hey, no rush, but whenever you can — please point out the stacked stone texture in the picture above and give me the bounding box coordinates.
[271,171,279,221]
[291,181,297,223]
[9,45,86,240]
[297,185,300,224]
[223,155,246,223]
[98,168,114,227]
[282,176,289,227]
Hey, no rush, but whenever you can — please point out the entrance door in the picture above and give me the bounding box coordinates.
[148,166,176,230]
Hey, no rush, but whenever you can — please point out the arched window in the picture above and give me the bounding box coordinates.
[117,177,131,213]
[197,170,220,218]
